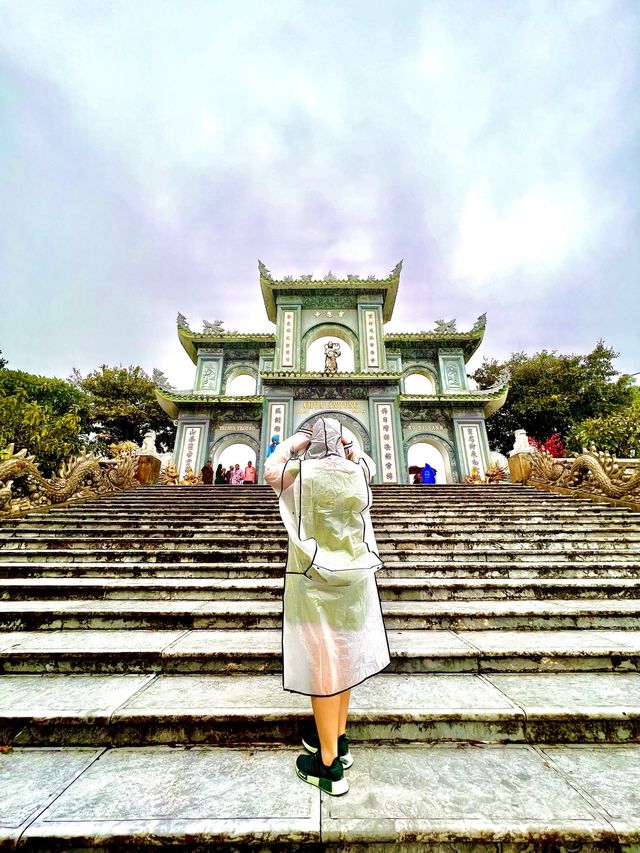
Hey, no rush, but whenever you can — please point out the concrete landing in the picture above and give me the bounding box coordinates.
[1,743,639,851]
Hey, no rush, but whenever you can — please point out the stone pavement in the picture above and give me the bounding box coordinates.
[1,484,640,851]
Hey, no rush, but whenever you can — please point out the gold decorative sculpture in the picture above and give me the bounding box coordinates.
[0,443,140,514]
[529,444,640,505]
[462,462,505,485]
[464,466,484,484]
[159,462,202,486]
[159,461,180,485]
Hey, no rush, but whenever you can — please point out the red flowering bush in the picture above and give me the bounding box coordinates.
[528,432,565,458]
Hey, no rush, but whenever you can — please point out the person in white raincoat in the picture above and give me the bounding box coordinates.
[264,416,390,795]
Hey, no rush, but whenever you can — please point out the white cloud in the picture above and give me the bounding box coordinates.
[453,183,588,285]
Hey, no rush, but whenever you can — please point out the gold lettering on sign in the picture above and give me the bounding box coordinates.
[301,400,363,412]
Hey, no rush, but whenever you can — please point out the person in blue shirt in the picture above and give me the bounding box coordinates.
[420,462,437,484]
[266,434,280,458]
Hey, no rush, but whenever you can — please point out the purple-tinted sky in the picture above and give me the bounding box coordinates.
[1,0,639,389]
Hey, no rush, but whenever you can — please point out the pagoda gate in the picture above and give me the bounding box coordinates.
[156,262,508,483]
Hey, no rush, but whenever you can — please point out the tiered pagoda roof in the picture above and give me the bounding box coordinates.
[258,261,403,322]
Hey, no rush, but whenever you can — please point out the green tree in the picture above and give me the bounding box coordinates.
[76,364,176,451]
[0,350,7,369]
[0,368,91,475]
[473,342,634,454]
[0,369,91,422]
[567,402,640,458]
[0,389,84,475]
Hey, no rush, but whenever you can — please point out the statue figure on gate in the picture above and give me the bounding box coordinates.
[324,340,341,373]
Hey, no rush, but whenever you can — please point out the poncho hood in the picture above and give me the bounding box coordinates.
[303,417,345,461]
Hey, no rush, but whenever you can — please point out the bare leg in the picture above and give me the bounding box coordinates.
[338,689,351,736]
[311,694,341,766]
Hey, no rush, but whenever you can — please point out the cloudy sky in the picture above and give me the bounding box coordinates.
[1,0,638,389]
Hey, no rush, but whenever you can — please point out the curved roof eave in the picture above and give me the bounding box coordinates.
[177,328,197,364]
[484,384,509,418]
[384,329,485,361]
[155,389,179,420]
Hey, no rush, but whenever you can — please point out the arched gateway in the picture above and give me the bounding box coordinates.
[156,263,509,483]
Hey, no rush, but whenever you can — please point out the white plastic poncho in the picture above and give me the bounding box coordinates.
[264,417,390,696]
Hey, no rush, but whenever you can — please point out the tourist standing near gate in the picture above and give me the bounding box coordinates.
[243,460,256,484]
[200,459,214,484]
[264,417,390,796]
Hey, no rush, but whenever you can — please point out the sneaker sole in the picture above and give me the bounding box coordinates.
[296,767,349,796]
[302,738,354,770]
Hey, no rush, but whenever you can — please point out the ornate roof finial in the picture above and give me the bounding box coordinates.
[258,260,272,279]
[472,312,487,332]
[152,368,175,391]
[203,319,224,333]
[434,319,457,333]
[177,313,190,330]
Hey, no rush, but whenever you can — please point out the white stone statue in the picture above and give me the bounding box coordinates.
[140,430,158,455]
[509,429,533,457]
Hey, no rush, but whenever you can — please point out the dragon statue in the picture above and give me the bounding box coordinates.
[529,444,640,503]
[0,444,140,515]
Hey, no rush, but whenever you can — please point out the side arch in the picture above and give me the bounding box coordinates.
[401,363,439,394]
[221,363,259,395]
[209,432,260,469]
[404,432,459,483]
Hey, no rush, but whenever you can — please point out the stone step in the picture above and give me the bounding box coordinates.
[4,520,640,538]
[1,546,637,563]
[2,741,639,851]
[1,628,639,674]
[1,671,639,747]
[1,598,640,631]
[3,528,639,545]
[4,518,636,538]
[9,488,579,499]
[1,560,638,579]
[19,493,634,507]
[34,497,599,511]
[2,576,640,601]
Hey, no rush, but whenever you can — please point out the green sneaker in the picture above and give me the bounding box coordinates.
[301,728,353,769]
[295,752,349,796]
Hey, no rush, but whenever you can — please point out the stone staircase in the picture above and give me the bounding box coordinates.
[1,484,640,851]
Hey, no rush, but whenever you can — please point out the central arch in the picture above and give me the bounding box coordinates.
[297,410,371,454]
[302,323,360,373]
